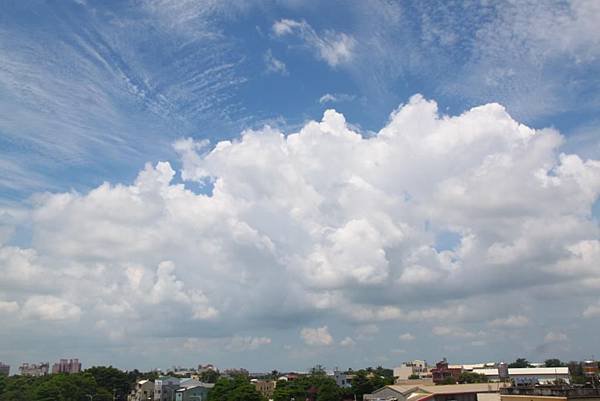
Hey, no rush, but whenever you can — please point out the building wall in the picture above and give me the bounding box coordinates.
[433,393,479,401]
[254,380,276,398]
[0,363,9,376]
[394,367,414,381]
[501,395,567,401]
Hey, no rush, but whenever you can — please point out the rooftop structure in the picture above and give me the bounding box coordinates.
[364,382,505,401]
[500,386,600,401]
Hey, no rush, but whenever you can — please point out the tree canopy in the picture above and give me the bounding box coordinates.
[508,358,532,368]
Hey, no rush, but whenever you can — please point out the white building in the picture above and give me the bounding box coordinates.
[129,380,155,401]
[394,360,429,381]
[466,367,570,384]
[508,367,570,385]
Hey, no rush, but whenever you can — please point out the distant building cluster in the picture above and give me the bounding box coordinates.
[2,356,600,401]
[392,359,571,386]
[15,358,80,377]
[52,358,81,374]
[365,358,600,401]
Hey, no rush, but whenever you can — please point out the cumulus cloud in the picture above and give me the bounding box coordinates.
[399,332,415,341]
[0,94,599,366]
[272,19,356,67]
[583,301,600,318]
[339,336,356,347]
[22,296,81,321]
[300,326,333,346]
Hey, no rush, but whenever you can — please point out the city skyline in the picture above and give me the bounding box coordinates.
[0,1,599,371]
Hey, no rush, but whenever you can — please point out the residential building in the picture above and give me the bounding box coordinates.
[394,366,414,381]
[175,379,213,401]
[431,359,462,384]
[19,362,49,377]
[330,369,352,388]
[364,383,504,401]
[155,376,181,401]
[51,358,81,374]
[175,385,211,401]
[0,362,9,376]
[253,380,277,398]
[583,361,599,377]
[394,361,431,382]
[129,380,155,401]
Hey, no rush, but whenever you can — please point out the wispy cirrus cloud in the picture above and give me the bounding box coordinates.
[272,18,356,67]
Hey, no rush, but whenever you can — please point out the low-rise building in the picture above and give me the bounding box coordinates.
[508,368,570,385]
[19,362,49,377]
[155,376,181,401]
[129,379,155,401]
[500,386,600,401]
[364,383,504,401]
[431,360,462,384]
[254,380,277,398]
[395,361,430,382]
[175,380,214,401]
[583,361,599,377]
[0,362,9,376]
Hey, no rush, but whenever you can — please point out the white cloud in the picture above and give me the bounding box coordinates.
[339,336,356,347]
[225,336,272,351]
[583,301,600,318]
[399,332,415,341]
[488,315,530,328]
[1,94,599,365]
[21,296,81,321]
[0,300,19,314]
[183,336,271,352]
[432,325,480,338]
[264,49,288,75]
[319,93,356,104]
[300,326,333,346]
[544,331,568,343]
[272,19,356,67]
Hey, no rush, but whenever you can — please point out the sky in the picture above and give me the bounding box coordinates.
[0,0,600,373]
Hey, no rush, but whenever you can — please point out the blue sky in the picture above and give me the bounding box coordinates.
[0,0,599,372]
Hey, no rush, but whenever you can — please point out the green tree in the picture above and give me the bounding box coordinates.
[544,359,564,368]
[85,366,130,399]
[458,372,488,384]
[200,370,220,384]
[209,377,264,401]
[439,377,457,385]
[508,358,531,368]
[350,370,389,400]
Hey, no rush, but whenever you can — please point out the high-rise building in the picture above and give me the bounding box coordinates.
[19,362,49,377]
[0,362,9,376]
[51,358,81,374]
